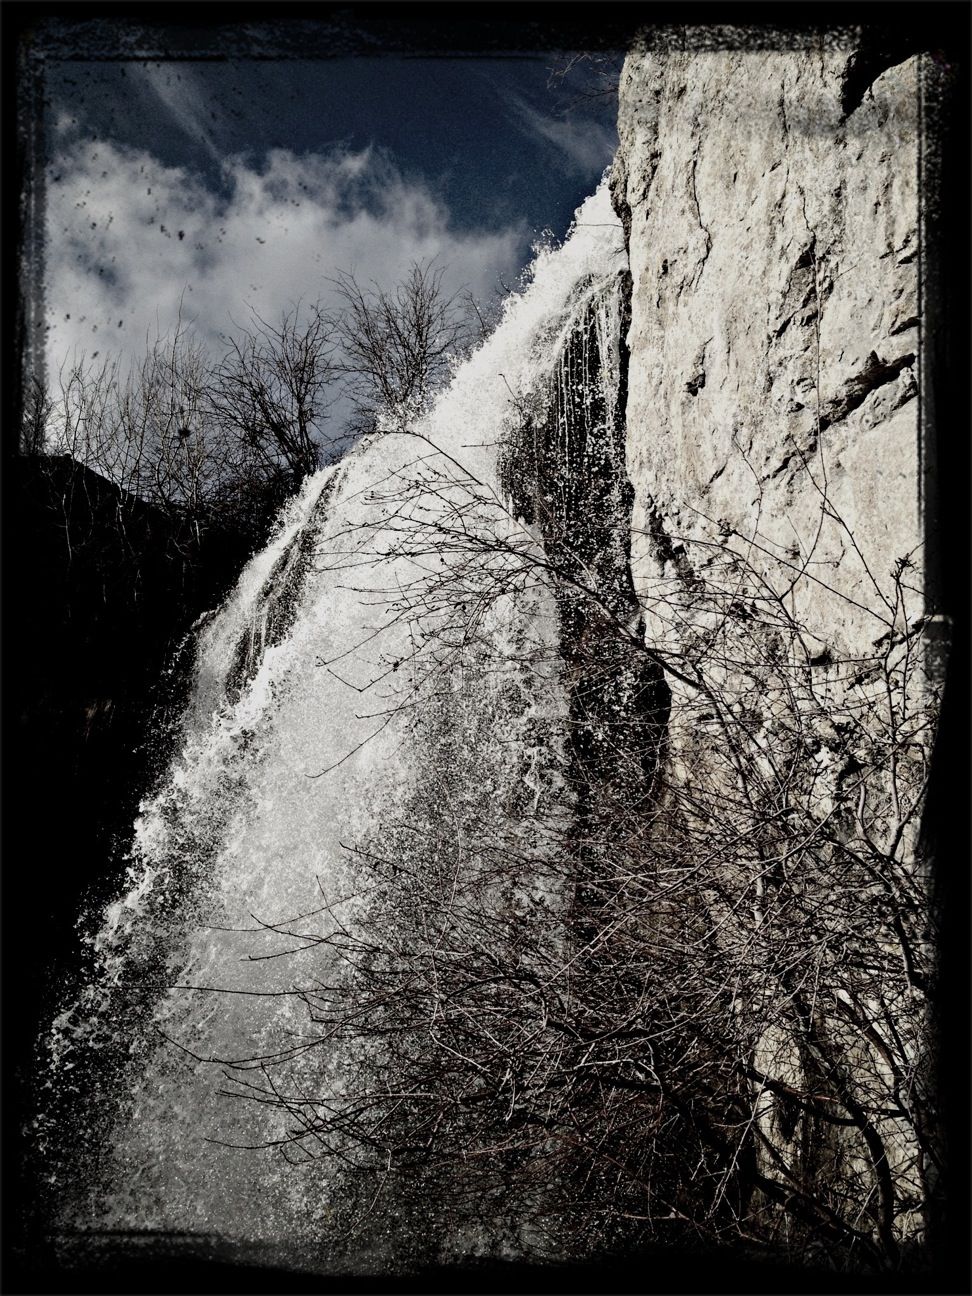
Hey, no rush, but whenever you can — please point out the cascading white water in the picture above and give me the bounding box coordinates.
[38,182,627,1267]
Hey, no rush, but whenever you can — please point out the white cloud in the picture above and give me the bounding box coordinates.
[44,140,529,379]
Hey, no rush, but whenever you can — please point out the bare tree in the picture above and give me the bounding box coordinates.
[209,303,340,486]
[20,374,54,456]
[546,51,625,107]
[34,304,345,585]
[47,326,219,513]
[332,261,470,434]
[34,262,470,550]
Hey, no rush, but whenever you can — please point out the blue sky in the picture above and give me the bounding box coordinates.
[43,53,621,374]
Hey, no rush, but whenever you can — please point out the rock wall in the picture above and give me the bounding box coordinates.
[614,37,921,656]
[611,33,939,1265]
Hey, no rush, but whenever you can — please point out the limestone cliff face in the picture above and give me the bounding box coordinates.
[612,36,938,1263]
[614,40,920,656]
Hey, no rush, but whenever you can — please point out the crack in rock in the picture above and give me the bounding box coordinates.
[819,350,916,432]
[688,148,712,287]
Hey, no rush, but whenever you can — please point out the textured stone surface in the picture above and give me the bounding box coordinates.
[614,42,921,657]
[612,38,933,1258]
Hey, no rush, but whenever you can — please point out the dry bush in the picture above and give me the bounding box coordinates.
[178,403,942,1271]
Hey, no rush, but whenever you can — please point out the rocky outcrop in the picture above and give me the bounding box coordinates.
[614,37,921,657]
[611,32,939,1267]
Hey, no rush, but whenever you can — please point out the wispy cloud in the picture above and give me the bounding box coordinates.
[501,88,617,176]
[44,141,529,377]
[130,62,223,164]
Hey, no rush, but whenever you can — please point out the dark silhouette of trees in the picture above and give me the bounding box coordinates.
[23,261,473,569]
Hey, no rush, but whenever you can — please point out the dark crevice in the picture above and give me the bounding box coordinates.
[643,497,701,589]
[889,315,919,336]
[840,35,919,119]
[773,244,816,339]
[819,351,916,432]
[764,436,818,484]
[502,270,671,877]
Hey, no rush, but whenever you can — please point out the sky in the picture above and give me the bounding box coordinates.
[41,52,622,380]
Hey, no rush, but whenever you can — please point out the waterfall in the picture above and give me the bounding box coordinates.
[36,181,636,1270]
